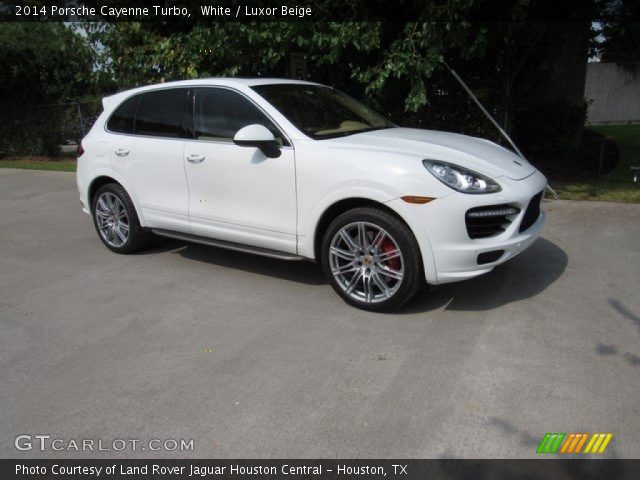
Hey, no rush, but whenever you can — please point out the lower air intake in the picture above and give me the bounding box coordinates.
[477,250,505,265]
[465,205,519,239]
[519,191,544,233]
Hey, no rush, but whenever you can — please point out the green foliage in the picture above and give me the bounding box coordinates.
[88,22,386,88]
[0,23,95,103]
[91,16,596,164]
[511,101,589,159]
[597,0,640,74]
[89,11,485,114]
[552,125,640,203]
[0,23,98,156]
[601,23,640,74]
[3,1,628,166]
[0,103,89,157]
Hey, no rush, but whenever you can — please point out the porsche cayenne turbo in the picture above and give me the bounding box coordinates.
[76,78,546,311]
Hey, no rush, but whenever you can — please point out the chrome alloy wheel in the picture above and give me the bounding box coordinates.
[329,221,404,304]
[94,192,130,248]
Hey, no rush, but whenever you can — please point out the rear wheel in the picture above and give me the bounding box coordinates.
[92,183,151,254]
[321,207,424,311]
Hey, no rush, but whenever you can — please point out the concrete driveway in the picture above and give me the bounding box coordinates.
[1,168,639,459]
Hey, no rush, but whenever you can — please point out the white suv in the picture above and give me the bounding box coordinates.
[77,78,546,311]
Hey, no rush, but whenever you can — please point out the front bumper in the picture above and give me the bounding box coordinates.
[390,169,547,284]
[432,208,545,283]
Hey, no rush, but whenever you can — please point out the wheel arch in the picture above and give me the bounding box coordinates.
[87,175,147,227]
[307,195,438,284]
[311,197,410,259]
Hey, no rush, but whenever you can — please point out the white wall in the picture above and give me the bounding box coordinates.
[584,62,640,125]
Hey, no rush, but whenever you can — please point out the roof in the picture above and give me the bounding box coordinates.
[207,77,319,86]
[143,77,319,87]
[102,77,320,110]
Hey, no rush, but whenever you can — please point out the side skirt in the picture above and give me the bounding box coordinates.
[151,228,307,261]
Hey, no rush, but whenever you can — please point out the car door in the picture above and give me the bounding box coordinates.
[109,88,191,232]
[184,87,297,253]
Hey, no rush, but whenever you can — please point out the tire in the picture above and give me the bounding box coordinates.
[91,183,151,254]
[321,207,424,311]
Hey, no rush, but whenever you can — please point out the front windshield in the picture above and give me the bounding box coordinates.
[251,84,395,139]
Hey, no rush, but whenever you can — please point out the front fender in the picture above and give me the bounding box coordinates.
[383,198,439,284]
[299,186,396,256]
[298,187,438,284]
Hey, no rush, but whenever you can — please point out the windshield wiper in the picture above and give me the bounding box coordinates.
[352,126,394,135]
[317,125,394,140]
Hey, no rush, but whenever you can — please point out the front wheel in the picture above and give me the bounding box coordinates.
[321,207,424,311]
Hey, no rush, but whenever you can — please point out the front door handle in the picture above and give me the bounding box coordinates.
[114,148,130,157]
[186,154,205,164]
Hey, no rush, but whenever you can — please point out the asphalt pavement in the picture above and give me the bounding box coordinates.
[1,168,639,458]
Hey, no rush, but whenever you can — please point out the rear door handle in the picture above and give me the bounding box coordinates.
[114,148,130,157]
[186,154,205,164]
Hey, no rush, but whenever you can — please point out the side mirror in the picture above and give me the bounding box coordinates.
[233,124,281,158]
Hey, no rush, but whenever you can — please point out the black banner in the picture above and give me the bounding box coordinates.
[3,459,639,480]
[0,0,632,23]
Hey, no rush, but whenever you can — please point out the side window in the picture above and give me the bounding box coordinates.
[194,88,286,145]
[106,94,141,134]
[135,89,187,138]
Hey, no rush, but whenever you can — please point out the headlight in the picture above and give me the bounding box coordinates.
[422,160,501,194]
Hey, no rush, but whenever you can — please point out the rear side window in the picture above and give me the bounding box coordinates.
[135,89,187,138]
[194,88,286,145]
[106,95,141,134]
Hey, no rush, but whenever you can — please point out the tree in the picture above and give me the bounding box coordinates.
[597,0,640,73]
[0,23,97,156]
[0,23,95,103]
[88,1,601,163]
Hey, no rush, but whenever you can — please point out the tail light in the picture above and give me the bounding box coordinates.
[76,141,85,157]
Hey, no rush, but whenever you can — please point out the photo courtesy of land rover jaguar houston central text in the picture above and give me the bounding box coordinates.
[76,78,547,311]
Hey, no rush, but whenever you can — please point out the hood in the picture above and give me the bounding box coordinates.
[325,127,536,180]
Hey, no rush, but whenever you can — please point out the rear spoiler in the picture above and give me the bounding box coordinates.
[102,95,117,110]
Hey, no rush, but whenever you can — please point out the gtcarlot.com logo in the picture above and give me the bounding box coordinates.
[15,435,194,452]
[536,432,613,454]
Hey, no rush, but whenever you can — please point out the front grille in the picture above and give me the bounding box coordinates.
[519,191,544,233]
[465,205,519,239]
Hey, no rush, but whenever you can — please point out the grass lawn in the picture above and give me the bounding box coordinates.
[0,155,76,172]
[552,124,640,203]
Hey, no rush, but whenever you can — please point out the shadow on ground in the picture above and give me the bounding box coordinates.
[594,298,640,368]
[609,298,640,332]
[402,237,568,313]
[163,236,567,313]
[174,240,326,285]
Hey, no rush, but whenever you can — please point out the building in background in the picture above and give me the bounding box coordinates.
[584,62,640,125]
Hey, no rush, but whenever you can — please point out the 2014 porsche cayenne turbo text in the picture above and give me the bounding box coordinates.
[19,5,312,18]
[16,5,189,18]
[77,78,546,311]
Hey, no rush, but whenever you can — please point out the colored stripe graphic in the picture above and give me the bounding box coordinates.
[560,433,589,453]
[537,433,613,454]
[584,433,613,454]
[573,433,590,453]
[536,433,566,453]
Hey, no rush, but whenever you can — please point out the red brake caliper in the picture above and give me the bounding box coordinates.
[381,238,401,271]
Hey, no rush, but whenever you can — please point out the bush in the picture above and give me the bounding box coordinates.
[371,72,505,146]
[0,101,101,158]
[510,100,589,161]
